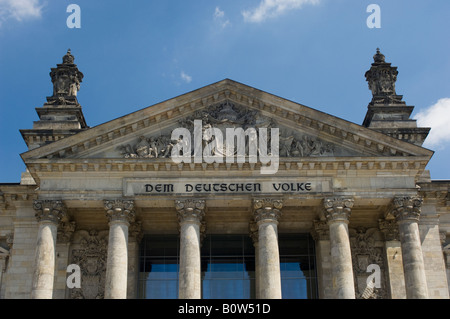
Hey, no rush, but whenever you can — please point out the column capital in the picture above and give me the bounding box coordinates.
[33,200,67,224]
[175,199,206,224]
[378,218,399,241]
[323,197,354,224]
[392,196,423,223]
[253,198,283,224]
[104,199,136,225]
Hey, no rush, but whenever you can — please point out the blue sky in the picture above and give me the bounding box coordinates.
[0,0,449,182]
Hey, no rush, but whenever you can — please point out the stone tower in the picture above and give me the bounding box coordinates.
[19,49,88,184]
[362,49,430,147]
[20,49,88,151]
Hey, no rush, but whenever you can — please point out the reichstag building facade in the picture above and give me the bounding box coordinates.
[0,49,449,299]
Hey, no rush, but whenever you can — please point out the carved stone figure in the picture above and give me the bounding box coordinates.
[118,101,335,159]
[118,135,175,159]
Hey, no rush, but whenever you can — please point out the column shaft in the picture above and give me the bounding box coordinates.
[104,200,135,299]
[253,198,282,299]
[31,200,66,299]
[179,222,201,299]
[32,221,57,299]
[324,198,355,299]
[393,196,428,299]
[176,199,205,299]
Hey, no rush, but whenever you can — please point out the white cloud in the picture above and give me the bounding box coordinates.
[214,7,225,19]
[214,6,231,29]
[415,98,450,149]
[242,0,320,23]
[180,71,192,84]
[0,0,44,24]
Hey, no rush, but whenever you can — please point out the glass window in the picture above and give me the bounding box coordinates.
[138,235,179,299]
[138,233,317,299]
[279,234,318,299]
[201,235,255,299]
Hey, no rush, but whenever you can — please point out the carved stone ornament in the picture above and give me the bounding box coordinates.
[175,199,206,224]
[57,220,76,244]
[104,200,136,225]
[253,198,283,223]
[378,218,399,241]
[365,48,404,105]
[249,220,259,245]
[70,230,108,299]
[33,200,67,224]
[46,49,84,106]
[129,220,143,243]
[392,196,423,222]
[118,101,334,159]
[323,197,354,223]
[312,220,329,241]
[350,227,386,299]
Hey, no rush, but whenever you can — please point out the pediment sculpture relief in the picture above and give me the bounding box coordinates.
[117,101,334,159]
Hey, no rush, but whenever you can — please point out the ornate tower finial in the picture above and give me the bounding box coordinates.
[47,49,84,105]
[365,48,402,104]
[373,48,385,63]
[62,49,75,65]
[362,49,431,146]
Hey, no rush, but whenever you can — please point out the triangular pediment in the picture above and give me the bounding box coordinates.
[21,79,433,167]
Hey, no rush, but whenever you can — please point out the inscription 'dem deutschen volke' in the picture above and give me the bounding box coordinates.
[144,182,313,194]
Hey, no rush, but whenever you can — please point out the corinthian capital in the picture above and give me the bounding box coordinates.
[253,198,283,224]
[323,197,354,223]
[392,196,422,222]
[104,200,136,225]
[175,199,206,224]
[33,200,67,224]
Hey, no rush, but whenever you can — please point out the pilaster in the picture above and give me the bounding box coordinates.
[379,218,406,299]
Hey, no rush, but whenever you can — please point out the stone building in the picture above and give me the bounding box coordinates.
[0,49,449,299]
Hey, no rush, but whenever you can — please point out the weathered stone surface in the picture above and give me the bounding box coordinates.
[0,50,448,300]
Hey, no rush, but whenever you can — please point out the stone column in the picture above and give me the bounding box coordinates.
[392,196,429,299]
[104,200,135,299]
[175,199,205,299]
[312,220,333,299]
[324,197,356,299]
[31,200,67,299]
[379,218,406,298]
[249,221,260,299]
[253,198,282,299]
